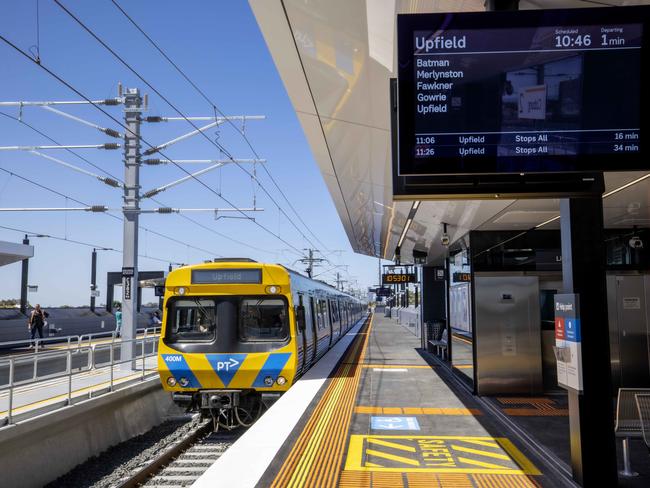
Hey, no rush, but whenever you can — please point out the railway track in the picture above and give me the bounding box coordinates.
[116,421,240,488]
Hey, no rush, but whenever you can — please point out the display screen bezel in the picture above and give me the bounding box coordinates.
[396,6,650,177]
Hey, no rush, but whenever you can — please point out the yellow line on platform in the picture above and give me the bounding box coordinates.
[451,445,511,460]
[366,449,421,466]
[367,437,417,453]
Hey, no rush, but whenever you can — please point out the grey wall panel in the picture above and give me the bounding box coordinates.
[475,275,543,395]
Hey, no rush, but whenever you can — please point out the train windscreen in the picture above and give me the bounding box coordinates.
[239,298,288,341]
[167,298,217,342]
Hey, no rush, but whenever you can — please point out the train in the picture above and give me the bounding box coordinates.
[157,259,365,428]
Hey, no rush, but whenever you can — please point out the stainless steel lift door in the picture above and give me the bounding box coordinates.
[475,275,543,396]
[614,275,650,387]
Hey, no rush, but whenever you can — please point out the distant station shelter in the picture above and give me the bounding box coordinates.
[0,240,34,268]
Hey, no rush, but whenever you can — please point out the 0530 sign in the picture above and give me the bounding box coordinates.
[382,273,416,284]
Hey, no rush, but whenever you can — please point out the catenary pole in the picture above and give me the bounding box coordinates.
[121,88,142,369]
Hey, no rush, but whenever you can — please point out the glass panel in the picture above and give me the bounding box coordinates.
[449,250,474,385]
[167,298,217,342]
[239,298,288,341]
[316,300,328,330]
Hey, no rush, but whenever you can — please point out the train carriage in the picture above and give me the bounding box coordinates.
[157,259,365,428]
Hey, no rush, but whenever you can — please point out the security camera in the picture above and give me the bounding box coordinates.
[441,233,450,247]
[629,236,644,249]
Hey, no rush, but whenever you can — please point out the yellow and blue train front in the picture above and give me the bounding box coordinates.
[159,348,295,392]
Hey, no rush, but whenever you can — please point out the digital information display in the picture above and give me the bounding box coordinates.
[397,7,649,177]
[382,273,417,284]
[191,269,262,284]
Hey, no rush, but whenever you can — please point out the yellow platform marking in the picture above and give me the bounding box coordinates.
[366,448,421,466]
[355,406,481,416]
[454,364,474,369]
[452,334,473,345]
[271,316,373,488]
[340,471,542,488]
[345,435,541,475]
[497,397,569,417]
[451,445,511,460]
[361,364,433,369]
[367,437,417,453]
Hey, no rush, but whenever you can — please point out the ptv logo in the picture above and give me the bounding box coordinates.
[207,353,246,387]
[216,358,240,372]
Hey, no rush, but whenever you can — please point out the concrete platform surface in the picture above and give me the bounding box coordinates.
[194,314,582,487]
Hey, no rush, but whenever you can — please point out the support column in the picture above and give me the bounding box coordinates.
[20,235,29,315]
[560,185,617,486]
[121,88,142,368]
[90,249,97,313]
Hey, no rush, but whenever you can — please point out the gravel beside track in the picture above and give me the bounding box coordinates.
[46,415,200,488]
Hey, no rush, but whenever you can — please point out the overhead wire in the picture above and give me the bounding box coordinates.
[53,0,318,252]
[0,29,304,256]
[0,165,222,258]
[109,0,330,252]
[0,110,278,256]
[0,222,175,264]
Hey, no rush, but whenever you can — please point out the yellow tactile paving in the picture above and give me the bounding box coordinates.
[271,316,373,488]
[355,406,482,416]
[362,364,434,369]
[497,397,568,417]
[337,471,543,487]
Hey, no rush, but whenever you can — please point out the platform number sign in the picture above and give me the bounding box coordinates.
[124,276,132,300]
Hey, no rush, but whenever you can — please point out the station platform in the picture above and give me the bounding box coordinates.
[0,334,159,424]
[195,313,575,488]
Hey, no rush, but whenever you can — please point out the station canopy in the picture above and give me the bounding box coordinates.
[249,0,650,264]
[0,240,34,267]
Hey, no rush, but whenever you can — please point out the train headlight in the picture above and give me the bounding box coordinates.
[276,376,287,386]
[263,376,274,386]
[179,377,190,387]
[266,285,281,294]
[177,287,186,295]
[166,377,177,387]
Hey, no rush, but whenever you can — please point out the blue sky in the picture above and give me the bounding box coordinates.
[0,1,380,306]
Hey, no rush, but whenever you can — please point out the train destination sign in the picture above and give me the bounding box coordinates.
[396,6,650,178]
[192,269,262,284]
[382,273,416,284]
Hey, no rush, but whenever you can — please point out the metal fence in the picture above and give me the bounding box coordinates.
[0,328,161,426]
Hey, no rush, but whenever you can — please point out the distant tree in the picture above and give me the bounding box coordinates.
[0,299,30,308]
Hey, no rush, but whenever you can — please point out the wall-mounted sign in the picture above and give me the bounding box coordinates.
[90,289,100,297]
[554,293,583,392]
[124,277,132,300]
[453,272,471,282]
[375,287,393,297]
[435,268,445,281]
[122,267,135,278]
[382,273,416,284]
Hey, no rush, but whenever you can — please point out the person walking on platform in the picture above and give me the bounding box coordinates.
[28,304,47,348]
[115,305,123,338]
